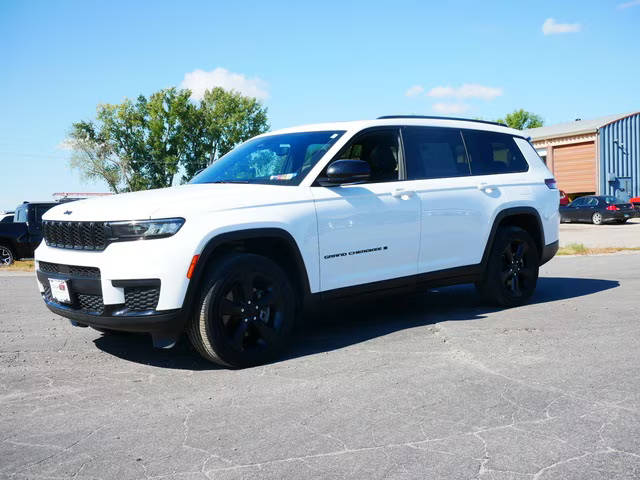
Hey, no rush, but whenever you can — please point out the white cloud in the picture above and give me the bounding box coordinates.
[405,85,424,97]
[426,83,503,101]
[432,103,469,114]
[180,67,269,101]
[617,0,640,9]
[542,18,581,35]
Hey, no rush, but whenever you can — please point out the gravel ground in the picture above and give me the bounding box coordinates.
[559,218,640,248]
[1,254,639,479]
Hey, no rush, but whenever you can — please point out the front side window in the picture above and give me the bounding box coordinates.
[334,128,400,183]
[14,207,26,223]
[571,198,586,207]
[463,130,529,175]
[403,127,470,180]
[191,131,345,186]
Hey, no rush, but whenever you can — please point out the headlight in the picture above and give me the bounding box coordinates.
[107,218,185,241]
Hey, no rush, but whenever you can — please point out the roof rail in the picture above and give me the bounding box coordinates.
[377,115,505,127]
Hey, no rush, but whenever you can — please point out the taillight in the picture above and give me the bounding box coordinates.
[545,178,558,189]
[606,205,619,211]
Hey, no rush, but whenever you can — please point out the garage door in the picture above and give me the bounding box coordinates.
[553,142,596,194]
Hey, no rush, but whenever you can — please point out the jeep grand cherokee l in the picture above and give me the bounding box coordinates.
[35,116,559,367]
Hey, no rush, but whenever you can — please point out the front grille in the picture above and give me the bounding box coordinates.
[38,261,100,278]
[42,221,108,251]
[124,287,160,311]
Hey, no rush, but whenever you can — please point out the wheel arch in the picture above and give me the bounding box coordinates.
[481,207,545,267]
[181,228,311,320]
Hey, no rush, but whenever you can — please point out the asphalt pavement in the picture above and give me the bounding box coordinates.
[1,254,639,479]
[559,218,640,248]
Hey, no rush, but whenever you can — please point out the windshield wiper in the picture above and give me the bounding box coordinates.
[208,180,249,184]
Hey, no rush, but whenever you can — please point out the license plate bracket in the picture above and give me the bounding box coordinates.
[48,278,71,304]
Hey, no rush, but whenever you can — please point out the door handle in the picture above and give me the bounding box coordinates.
[392,189,415,199]
[477,183,498,194]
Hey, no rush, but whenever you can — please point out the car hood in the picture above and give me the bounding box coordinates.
[43,184,308,222]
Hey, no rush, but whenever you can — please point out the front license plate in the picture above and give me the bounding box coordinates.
[49,278,71,304]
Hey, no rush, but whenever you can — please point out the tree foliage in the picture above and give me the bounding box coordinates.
[496,109,544,130]
[68,87,269,192]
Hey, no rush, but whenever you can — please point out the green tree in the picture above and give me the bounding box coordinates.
[181,87,269,181]
[496,109,544,130]
[68,87,269,192]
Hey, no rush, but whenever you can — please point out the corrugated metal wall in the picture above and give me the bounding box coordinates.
[599,113,640,199]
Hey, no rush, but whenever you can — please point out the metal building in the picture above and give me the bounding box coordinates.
[525,111,640,201]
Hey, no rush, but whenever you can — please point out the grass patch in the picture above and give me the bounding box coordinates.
[0,260,35,272]
[558,243,640,256]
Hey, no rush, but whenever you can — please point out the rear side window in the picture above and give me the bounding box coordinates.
[463,130,529,175]
[403,127,470,180]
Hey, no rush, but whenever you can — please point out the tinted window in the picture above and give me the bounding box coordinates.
[403,127,470,180]
[571,198,586,207]
[34,205,53,224]
[0,215,13,223]
[603,196,619,204]
[14,206,27,222]
[463,130,529,175]
[191,131,344,186]
[336,129,399,183]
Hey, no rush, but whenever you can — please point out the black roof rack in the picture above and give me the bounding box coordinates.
[377,115,505,127]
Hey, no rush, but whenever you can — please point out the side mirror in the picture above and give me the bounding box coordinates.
[324,159,370,185]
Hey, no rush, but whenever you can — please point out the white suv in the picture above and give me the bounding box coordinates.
[36,116,559,367]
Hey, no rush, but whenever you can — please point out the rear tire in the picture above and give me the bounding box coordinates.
[0,244,15,266]
[187,253,295,368]
[592,212,603,225]
[476,227,539,308]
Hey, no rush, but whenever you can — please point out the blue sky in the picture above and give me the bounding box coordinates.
[1,0,639,211]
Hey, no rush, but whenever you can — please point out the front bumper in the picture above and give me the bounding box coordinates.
[43,299,181,333]
[36,268,184,333]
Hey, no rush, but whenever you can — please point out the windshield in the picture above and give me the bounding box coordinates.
[190,131,345,186]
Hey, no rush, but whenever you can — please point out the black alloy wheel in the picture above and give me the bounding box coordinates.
[188,253,295,367]
[476,226,539,307]
[0,245,15,266]
[499,238,536,298]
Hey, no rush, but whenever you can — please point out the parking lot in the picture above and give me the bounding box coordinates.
[559,218,640,248]
[1,252,640,479]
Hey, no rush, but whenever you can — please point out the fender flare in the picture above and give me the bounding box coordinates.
[180,228,312,318]
[480,207,545,268]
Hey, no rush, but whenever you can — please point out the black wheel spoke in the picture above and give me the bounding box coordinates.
[231,320,249,350]
[504,247,514,264]
[511,274,520,295]
[514,243,525,261]
[219,298,242,317]
[252,320,279,344]
[256,290,275,307]
[241,272,255,302]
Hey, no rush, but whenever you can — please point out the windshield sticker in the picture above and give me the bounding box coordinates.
[269,173,297,181]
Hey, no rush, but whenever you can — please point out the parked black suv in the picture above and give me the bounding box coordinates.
[0,202,68,265]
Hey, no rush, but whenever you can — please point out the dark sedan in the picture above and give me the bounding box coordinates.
[560,195,635,225]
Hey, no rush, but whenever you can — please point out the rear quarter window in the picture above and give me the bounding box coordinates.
[463,130,529,175]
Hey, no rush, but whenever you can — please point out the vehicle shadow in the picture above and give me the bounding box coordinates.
[93,276,619,370]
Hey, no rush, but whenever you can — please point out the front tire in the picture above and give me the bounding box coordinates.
[0,244,15,266]
[187,253,295,368]
[476,227,539,308]
[592,212,603,225]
